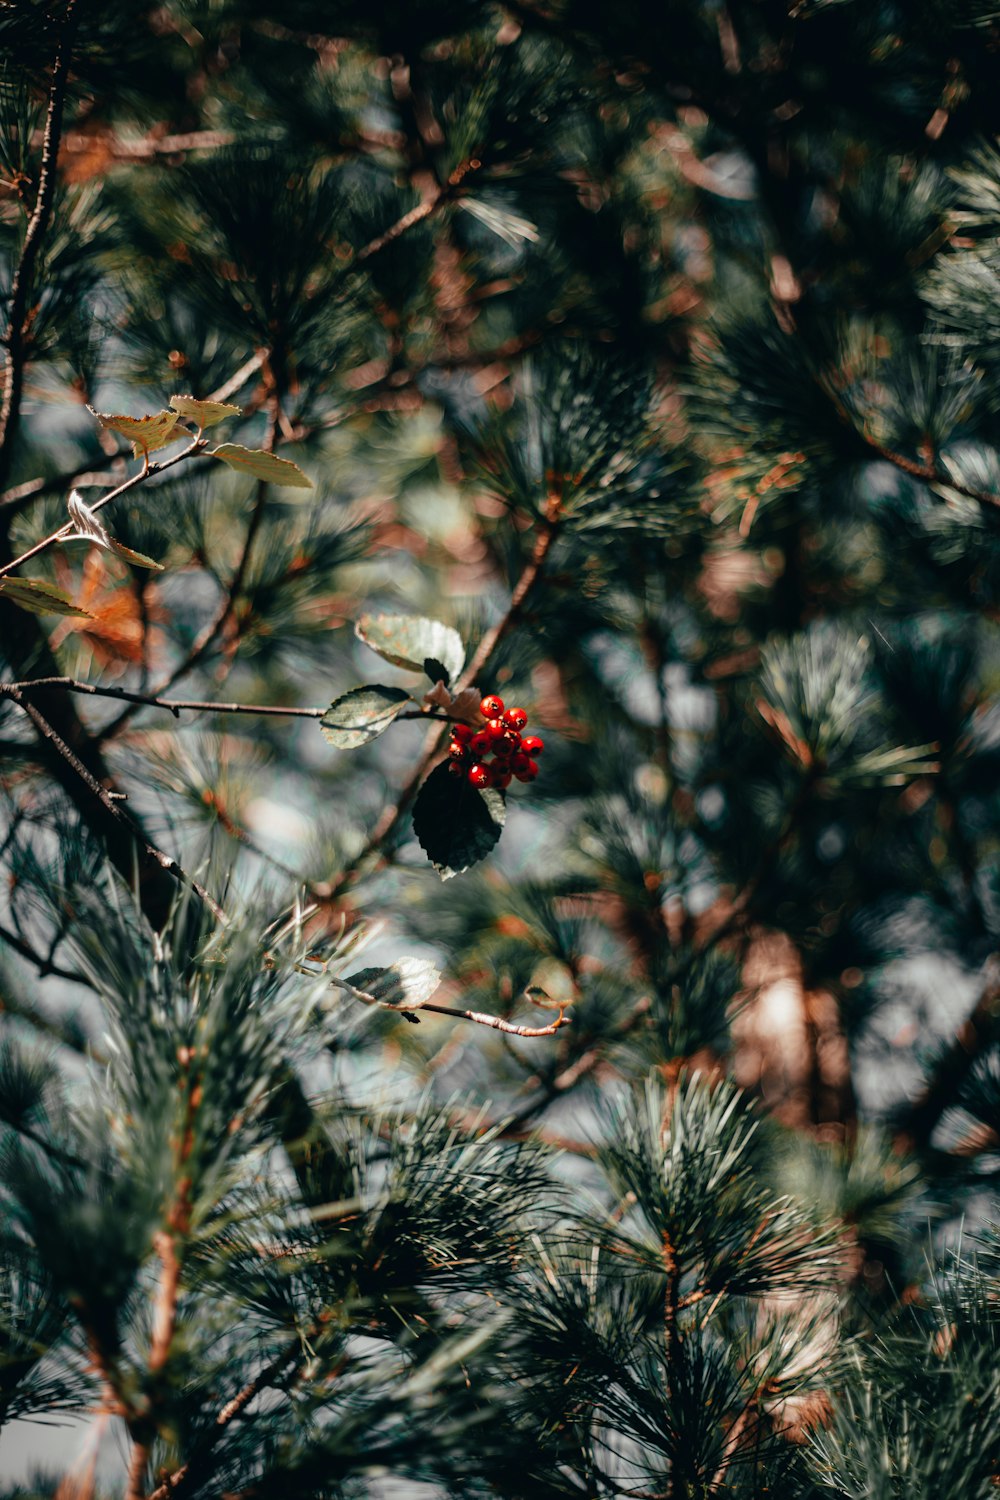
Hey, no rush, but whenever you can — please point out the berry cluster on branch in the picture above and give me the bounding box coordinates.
[447,695,544,789]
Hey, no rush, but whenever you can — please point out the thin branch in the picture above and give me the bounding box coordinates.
[0,437,205,580]
[0,685,227,923]
[415,999,571,1036]
[97,396,281,741]
[1,1113,88,1172]
[0,348,268,517]
[0,922,88,988]
[11,676,329,719]
[351,156,480,266]
[0,0,79,491]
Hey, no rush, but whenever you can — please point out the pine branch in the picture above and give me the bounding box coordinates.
[895,957,1000,1150]
[0,0,79,492]
[145,1332,308,1500]
[0,921,88,988]
[0,685,227,923]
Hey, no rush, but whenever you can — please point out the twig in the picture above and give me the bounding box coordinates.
[96,397,281,741]
[0,0,79,492]
[416,999,571,1036]
[0,438,205,581]
[11,676,329,719]
[0,921,88,988]
[842,423,1000,515]
[0,349,268,517]
[145,1334,306,1500]
[0,685,227,924]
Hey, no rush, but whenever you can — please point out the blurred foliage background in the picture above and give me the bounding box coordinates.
[3,0,1000,1494]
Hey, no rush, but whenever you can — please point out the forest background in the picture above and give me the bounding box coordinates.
[2,1,1000,1496]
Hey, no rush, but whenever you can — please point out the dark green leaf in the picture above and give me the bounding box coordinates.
[337,958,442,1010]
[320,685,412,748]
[412,761,506,879]
[423,657,451,687]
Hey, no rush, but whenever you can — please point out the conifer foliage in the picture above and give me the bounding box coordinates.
[3,1,1000,1494]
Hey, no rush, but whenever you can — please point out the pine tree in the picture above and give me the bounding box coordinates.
[3,1,1000,1495]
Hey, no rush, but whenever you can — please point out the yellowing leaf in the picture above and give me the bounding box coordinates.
[169,394,242,429]
[209,444,312,488]
[0,577,92,617]
[87,407,181,459]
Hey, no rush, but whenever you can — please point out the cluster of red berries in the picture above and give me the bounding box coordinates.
[447,695,544,790]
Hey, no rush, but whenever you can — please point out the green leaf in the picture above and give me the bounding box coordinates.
[0,578,91,617]
[320,685,413,748]
[355,614,465,685]
[107,539,164,571]
[169,394,242,429]
[336,958,442,1011]
[412,760,506,879]
[87,406,180,459]
[210,444,312,488]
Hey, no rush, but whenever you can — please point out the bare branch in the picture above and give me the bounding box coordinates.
[418,999,572,1036]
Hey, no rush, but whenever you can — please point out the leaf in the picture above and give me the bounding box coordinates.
[355,614,465,685]
[423,657,451,686]
[65,491,163,570]
[87,407,180,459]
[0,577,91,617]
[412,760,506,879]
[107,539,164,571]
[337,958,443,1011]
[210,444,313,488]
[169,394,242,429]
[320,685,413,748]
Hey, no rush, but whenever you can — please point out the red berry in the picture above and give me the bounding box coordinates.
[514,759,539,783]
[486,717,508,740]
[451,723,473,743]
[470,730,492,756]
[448,740,469,760]
[501,729,522,752]
[521,735,544,756]
[503,707,528,731]
[510,752,529,774]
[447,761,464,777]
[492,739,513,760]
[468,762,494,788]
[494,770,512,789]
[480,695,504,718]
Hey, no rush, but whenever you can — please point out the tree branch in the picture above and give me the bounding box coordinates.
[0,0,79,491]
[0,685,227,923]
